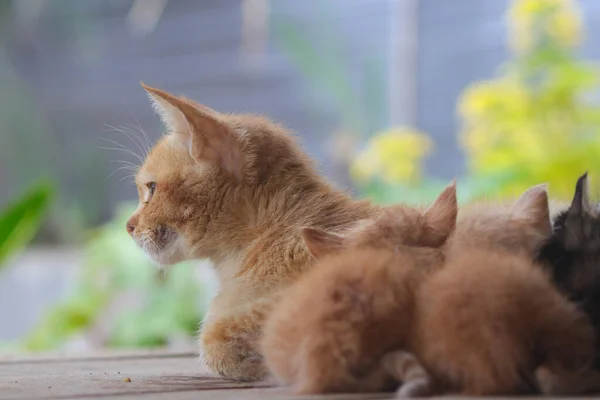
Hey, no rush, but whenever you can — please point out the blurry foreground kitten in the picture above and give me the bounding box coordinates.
[536,173,600,394]
[261,182,458,394]
[125,84,377,380]
[262,184,595,396]
[410,184,594,396]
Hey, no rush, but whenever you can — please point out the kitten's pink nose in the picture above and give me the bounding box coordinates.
[126,216,138,236]
[126,224,135,235]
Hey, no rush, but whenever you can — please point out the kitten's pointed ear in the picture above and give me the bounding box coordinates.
[141,83,243,180]
[562,173,596,250]
[512,183,552,235]
[142,82,189,135]
[568,172,595,217]
[422,180,458,246]
[301,227,345,260]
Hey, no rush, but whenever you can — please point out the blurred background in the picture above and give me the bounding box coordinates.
[1,0,599,354]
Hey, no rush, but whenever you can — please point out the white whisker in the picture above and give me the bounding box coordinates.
[123,123,152,158]
[98,145,144,165]
[116,174,136,184]
[98,136,133,152]
[106,123,148,159]
[110,159,140,170]
[122,124,150,158]
[105,166,137,181]
[100,133,145,165]
[143,235,164,262]
[127,106,152,155]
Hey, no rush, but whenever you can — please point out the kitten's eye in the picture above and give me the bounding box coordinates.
[147,182,157,196]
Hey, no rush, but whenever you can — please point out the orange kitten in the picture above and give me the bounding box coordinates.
[411,255,592,395]
[400,185,595,396]
[261,182,458,394]
[126,84,377,380]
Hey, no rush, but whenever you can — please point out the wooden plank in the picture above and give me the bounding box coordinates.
[0,351,393,399]
[0,348,196,364]
[1,351,248,399]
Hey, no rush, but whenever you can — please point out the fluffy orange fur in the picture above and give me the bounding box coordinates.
[408,186,595,395]
[412,253,593,395]
[261,183,458,394]
[262,184,596,396]
[126,84,377,380]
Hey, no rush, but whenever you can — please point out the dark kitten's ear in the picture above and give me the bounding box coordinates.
[142,83,243,180]
[568,172,594,217]
[563,173,596,249]
[422,180,458,246]
[301,227,345,260]
[512,183,552,236]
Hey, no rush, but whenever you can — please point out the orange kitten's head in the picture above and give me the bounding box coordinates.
[301,181,458,259]
[125,84,316,265]
[453,183,552,255]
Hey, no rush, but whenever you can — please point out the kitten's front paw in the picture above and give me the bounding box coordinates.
[200,316,268,381]
[197,351,220,378]
[382,350,435,397]
[397,378,434,398]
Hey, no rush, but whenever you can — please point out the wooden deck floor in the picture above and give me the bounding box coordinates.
[0,350,592,399]
[0,350,390,400]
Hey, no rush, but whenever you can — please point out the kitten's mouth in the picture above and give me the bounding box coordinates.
[134,225,184,265]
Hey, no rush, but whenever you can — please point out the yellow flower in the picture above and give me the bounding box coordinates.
[509,0,581,52]
[351,128,432,185]
[461,127,496,158]
[548,7,581,48]
[459,83,497,119]
[460,80,530,122]
[511,0,548,24]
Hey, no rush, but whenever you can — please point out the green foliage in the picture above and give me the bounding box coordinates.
[272,2,387,137]
[0,2,121,245]
[109,263,204,348]
[359,177,500,206]
[24,203,208,351]
[0,182,53,267]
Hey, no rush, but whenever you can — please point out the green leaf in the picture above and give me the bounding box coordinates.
[0,181,53,266]
[272,17,366,133]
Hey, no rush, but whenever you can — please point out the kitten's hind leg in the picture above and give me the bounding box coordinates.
[536,366,600,395]
[382,350,436,397]
[294,346,396,394]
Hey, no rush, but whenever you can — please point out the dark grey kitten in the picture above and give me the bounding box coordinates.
[536,173,600,394]
[538,173,600,366]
